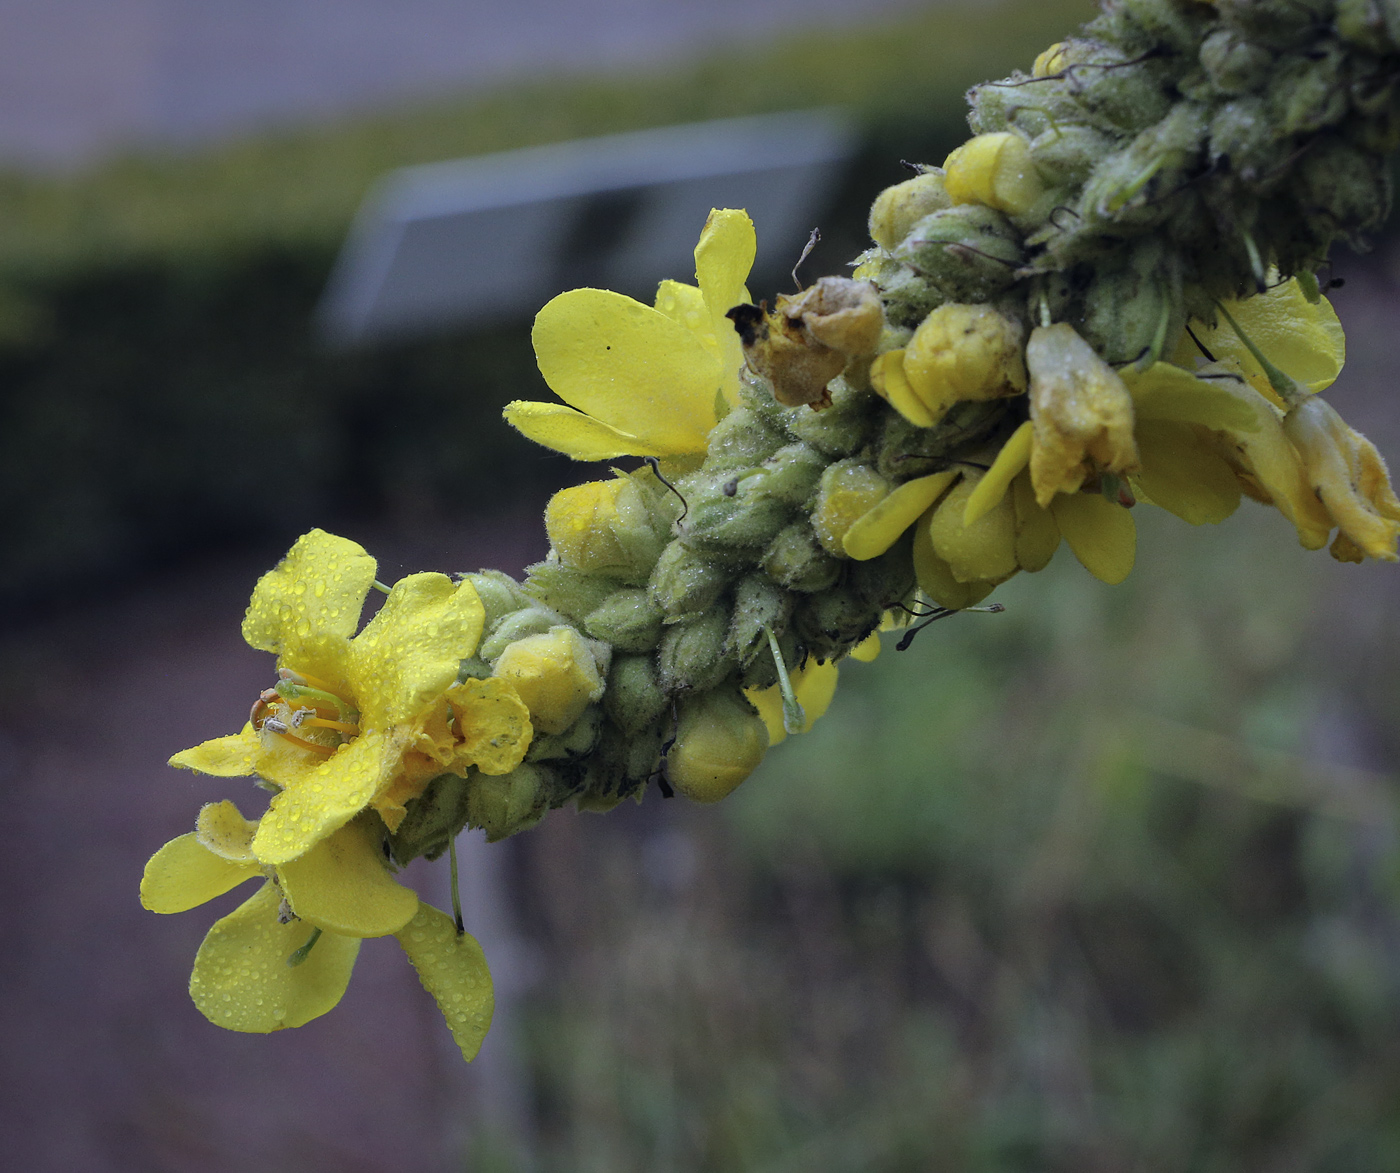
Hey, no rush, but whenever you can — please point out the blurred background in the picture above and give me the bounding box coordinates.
[5,0,1400,1169]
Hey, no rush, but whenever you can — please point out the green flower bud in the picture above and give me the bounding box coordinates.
[753,442,826,506]
[666,689,769,804]
[894,205,1024,303]
[725,573,793,667]
[761,521,842,592]
[1336,0,1400,54]
[1065,41,1175,131]
[494,625,606,735]
[387,773,470,865]
[1028,124,1119,189]
[704,405,789,471]
[812,460,891,555]
[1078,237,1183,366]
[849,531,917,612]
[526,704,603,762]
[658,603,732,693]
[649,540,732,618]
[738,623,800,691]
[461,571,531,632]
[583,587,665,652]
[1199,27,1275,96]
[787,375,879,457]
[467,763,552,842]
[1267,40,1347,137]
[1109,0,1209,57]
[869,168,953,250]
[1080,103,1207,229]
[1293,138,1391,238]
[679,471,795,555]
[1208,96,1284,180]
[604,653,668,734]
[522,561,622,624]
[792,584,878,661]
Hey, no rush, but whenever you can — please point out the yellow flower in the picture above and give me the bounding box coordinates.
[943,132,1047,216]
[492,625,605,735]
[504,209,755,460]
[170,529,532,864]
[667,690,770,803]
[141,801,494,1060]
[1284,396,1400,561]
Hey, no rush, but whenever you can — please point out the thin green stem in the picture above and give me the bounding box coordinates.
[449,835,465,937]
[1214,300,1305,407]
[764,625,806,737]
[287,927,322,967]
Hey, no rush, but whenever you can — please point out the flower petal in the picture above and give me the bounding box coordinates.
[396,902,495,1063]
[140,832,260,914]
[170,727,261,777]
[1050,494,1136,584]
[1124,363,1260,432]
[241,529,377,667]
[869,350,939,428]
[849,632,881,662]
[843,470,959,560]
[195,800,259,863]
[252,728,396,865]
[349,574,485,727]
[503,400,665,461]
[446,678,534,775]
[965,421,1033,525]
[1187,279,1345,400]
[189,882,360,1033]
[695,208,755,406]
[532,288,719,455]
[911,507,998,608]
[1134,419,1241,525]
[278,821,418,937]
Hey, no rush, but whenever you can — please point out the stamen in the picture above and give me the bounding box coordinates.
[1214,300,1306,406]
[448,836,465,937]
[764,625,806,736]
[270,730,337,757]
[301,717,361,735]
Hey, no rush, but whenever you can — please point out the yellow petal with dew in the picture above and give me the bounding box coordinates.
[170,727,261,777]
[654,278,707,327]
[745,659,838,746]
[252,728,394,866]
[843,469,959,560]
[1124,362,1260,432]
[965,421,1032,525]
[1012,471,1060,571]
[944,132,1046,216]
[396,902,495,1063]
[930,472,1019,582]
[746,684,785,746]
[1050,494,1136,584]
[911,507,998,608]
[348,573,484,727]
[869,350,938,428]
[850,632,881,662]
[1134,419,1241,525]
[278,820,418,937]
[695,208,755,406]
[241,529,376,666]
[532,288,720,455]
[503,400,666,461]
[190,881,360,1033]
[195,800,258,863]
[446,677,534,775]
[140,832,260,914]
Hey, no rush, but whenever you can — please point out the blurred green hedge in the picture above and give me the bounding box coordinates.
[0,0,1095,605]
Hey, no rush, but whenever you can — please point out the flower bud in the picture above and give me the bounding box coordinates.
[1026,323,1139,506]
[894,204,1024,303]
[666,690,769,804]
[792,583,879,660]
[493,625,605,735]
[943,132,1048,216]
[903,304,1027,420]
[478,606,562,662]
[761,521,842,592]
[462,571,531,631]
[603,653,668,735]
[466,763,552,842]
[1199,26,1274,95]
[1077,237,1183,366]
[658,603,731,692]
[725,573,792,666]
[583,588,665,652]
[1028,124,1119,189]
[787,375,879,457]
[680,471,795,554]
[544,474,666,581]
[705,405,788,472]
[811,460,891,554]
[523,562,620,624]
[869,169,953,250]
[649,540,731,618]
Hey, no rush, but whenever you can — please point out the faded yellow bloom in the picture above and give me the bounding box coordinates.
[902,304,1027,421]
[1284,396,1400,561]
[667,690,769,803]
[1027,323,1139,507]
[492,626,605,735]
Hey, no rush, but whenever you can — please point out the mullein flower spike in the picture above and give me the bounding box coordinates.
[149,0,1400,1060]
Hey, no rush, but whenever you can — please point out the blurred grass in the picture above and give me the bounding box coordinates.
[508,503,1400,1171]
